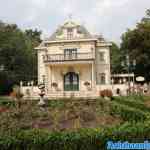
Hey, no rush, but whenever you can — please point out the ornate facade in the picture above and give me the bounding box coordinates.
[35,20,112,97]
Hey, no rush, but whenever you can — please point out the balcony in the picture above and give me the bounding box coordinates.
[43,53,94,63]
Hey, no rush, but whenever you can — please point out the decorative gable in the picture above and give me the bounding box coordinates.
[48,20,92,41]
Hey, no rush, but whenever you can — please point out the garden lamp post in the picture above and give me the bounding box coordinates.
[132,59,136,89]
[121,54,136,95]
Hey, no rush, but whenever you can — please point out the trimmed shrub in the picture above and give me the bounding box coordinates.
[110,101,147,122]
[100,90,113,98]
[0,100,15,107]
[113,97,150,113]
[1,121,150,150]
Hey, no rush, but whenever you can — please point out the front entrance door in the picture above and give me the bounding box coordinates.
[64,72,79,91]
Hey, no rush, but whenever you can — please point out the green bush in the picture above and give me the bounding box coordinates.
[110,101,147,122]
[0,100,15,107]
[113,97,150,113]
[46,100,65,109]
[0,96,150,149]
[1,121,150,150]
[117,95,148,102]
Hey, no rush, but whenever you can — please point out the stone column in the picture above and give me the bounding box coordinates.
[92,62,95,89]
[49,66,52,92]
[45,65,50,94]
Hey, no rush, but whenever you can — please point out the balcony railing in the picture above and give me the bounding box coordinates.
[43,53,94,62]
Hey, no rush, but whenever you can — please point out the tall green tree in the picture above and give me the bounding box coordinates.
[25,29,42,83]
[0,22,41,95]
[110,42,122,73]
[120,9,150,81]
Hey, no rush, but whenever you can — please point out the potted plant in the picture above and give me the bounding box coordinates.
[84,81,90,86]
[84,81,91,91]
[51,82,58,91]
[51,82,58,88]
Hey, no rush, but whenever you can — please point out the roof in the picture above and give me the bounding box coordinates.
[47,20,94,41]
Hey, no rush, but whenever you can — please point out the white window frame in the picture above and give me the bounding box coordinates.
[99,73,106,85]
[99,52,105,62]
[67,28,73,39]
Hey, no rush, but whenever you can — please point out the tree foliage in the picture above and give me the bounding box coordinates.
[120,9,150,81]
[110,42,122,73]
[0,21,41,95]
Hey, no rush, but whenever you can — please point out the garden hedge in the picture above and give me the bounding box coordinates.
[0,100,15,107]
[1,121,150,150]
[110,101,148,122]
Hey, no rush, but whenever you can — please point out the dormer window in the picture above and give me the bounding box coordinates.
[67,28,73,39]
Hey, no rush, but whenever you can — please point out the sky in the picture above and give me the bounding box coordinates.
[0,0,149,44]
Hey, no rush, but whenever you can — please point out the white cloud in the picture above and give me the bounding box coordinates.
[93,0,129,16]
[30,0,47,8]
[24,11,37,23]
[0,0,149,43]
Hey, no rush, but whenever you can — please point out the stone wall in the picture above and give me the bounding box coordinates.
[20,84,129,99]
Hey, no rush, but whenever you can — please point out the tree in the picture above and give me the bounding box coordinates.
[120,9,150,81]
[0,22,41,95]
[25,29,42,83]
[110,42,122,73]
[25,29,41,46]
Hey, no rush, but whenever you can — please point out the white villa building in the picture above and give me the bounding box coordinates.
[21,20,130,98]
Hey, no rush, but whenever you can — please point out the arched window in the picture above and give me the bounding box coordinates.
[64,72,79,91]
